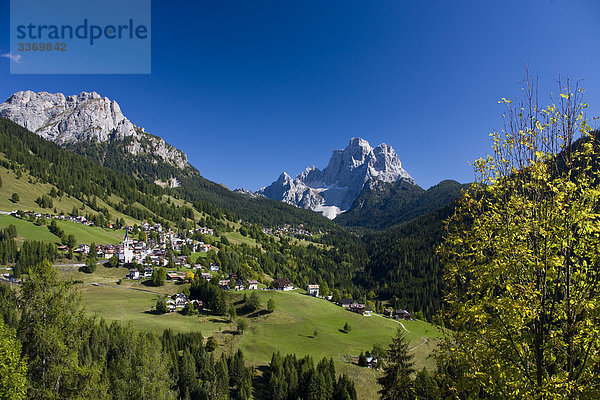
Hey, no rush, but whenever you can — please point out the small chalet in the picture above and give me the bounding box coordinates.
[167,273,184,281]
[394,309,412,321]
[365,356,378,368]
[233,280,244,291]
[219,279,230,289]
[128,268,140,280]
[340,298,354,308]
[171,293,188,307]
[200,272,212,281]
[210,263,220,272]
[175,256,188,266]
[198,244,211,253]
[165,298,177,312]
[306,284,320,297]
[349,302,367,315]
[247,280,259,290]
[272,278,294,291]
[74,244,90,254]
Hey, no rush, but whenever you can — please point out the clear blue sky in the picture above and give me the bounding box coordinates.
[1,0,600,190]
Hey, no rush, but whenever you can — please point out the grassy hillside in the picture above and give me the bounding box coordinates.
[0,118,205,229]
[0,214,126,245]
[58,265,442,399]
[0,214,58,242]
[0,163,144,226]
[0,166,81,214]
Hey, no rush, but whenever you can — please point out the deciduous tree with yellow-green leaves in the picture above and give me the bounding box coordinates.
[438,74,600,399]
[0,320,27,400]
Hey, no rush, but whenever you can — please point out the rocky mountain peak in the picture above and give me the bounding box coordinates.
[0,90,189,169]
[257,137,415,218]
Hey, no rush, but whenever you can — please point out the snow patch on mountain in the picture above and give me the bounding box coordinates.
[258,137,414,218]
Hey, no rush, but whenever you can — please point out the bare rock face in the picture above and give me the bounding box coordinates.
[0,90,189,169]
[257,138,415,219]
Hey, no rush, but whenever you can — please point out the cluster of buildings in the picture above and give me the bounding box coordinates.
[10,212,217,265]
[303,284,413,320]
[262,224,318,239]
[11,210,94,226]
[385,308,413,320]
[113,227,215,266]
[218,275,260,291]
[164,293,203,313]
[339,298,369,315]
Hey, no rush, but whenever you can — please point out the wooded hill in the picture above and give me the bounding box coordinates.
[0,116,459,319]
[65,134,339,230]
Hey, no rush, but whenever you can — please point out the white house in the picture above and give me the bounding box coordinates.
[307,284,320,297]
[128,268,140,280]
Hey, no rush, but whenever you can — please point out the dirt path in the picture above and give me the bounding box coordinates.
[372,313,409,333]
[409,336,429,352]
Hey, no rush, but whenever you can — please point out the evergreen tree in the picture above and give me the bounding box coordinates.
[65,234,77,249]
[83,257,97,273]
[236,319,247,334]
[0,285,18,328]
[206,337,218,352]
[88,242,98,259]
[334,374,357,400]
[155,296,168,314]
[214,356,229,399]
[246,291,260,312]
[6,225,16,240]
[107,255,118,268]
[228,304,237,320]
[178,348,198,398]
[343,322,351,333]
[377,328,415,399]
[267,297,275,313]
[358,352,367,367]
[152,267,167,286]
[414,368,439,400]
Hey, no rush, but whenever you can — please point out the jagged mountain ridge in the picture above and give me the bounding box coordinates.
[0,90,189,170]
[0,90,340,229]
[258,137,414,218]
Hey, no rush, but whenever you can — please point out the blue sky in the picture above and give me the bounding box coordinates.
[1,0,600,190]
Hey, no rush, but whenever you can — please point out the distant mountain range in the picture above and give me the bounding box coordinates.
[0,89,465,321]
[255,137,415,219]
[0,90,339,229]
[1,90,465,230]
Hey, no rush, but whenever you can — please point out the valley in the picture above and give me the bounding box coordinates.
[0,93,455,399]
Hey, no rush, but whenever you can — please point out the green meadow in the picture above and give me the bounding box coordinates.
[0,214,126,245]
[61,265,442,400]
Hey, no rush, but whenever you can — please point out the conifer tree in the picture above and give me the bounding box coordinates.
[377,328,415,399]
